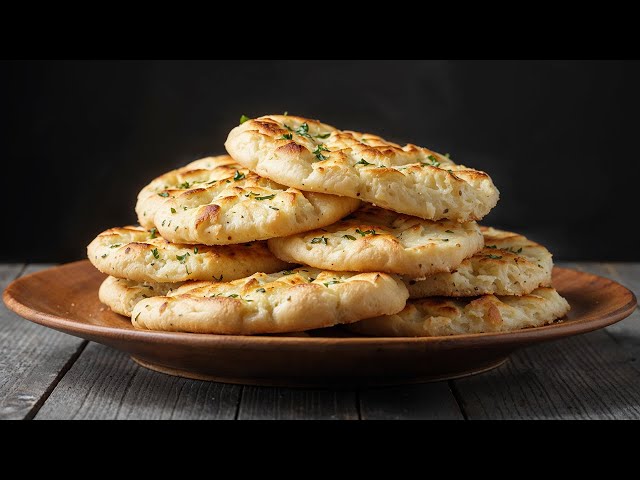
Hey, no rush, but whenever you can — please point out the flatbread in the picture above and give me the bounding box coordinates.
[225,115,499,222]
[347,287,570,337]
[87,226,291,283]
[99,276,183,317]
[406,227,553,297]
[131,268,409,334]
[268,205,483,278]
[135,155,360,245]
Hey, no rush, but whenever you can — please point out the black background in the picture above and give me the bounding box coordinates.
[2,60,638,262]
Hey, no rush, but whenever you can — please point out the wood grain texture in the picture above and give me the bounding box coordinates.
[0,264,86,420]
[453,329,640,419]
[560,262,640,366]
[238,387,358,420]
[36,342,241,419]
[359,383,463,420]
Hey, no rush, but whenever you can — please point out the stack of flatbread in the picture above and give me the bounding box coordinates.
[88,115,569,336]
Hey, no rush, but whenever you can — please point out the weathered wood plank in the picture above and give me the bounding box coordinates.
[453,329,640,419]
[359,383,464,420]
[36,342,241,419]
[560,262,640,364]
[0,264,87,420]
[238,386,359,420]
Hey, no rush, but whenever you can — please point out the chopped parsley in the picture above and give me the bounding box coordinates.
[281,270,295,275]
[149,228,158,239]
[283,111,288,116]
[170,207,176,214]
[268,206,279,211]
[311,236,328,245]
[295,122,311,138]
[355,158,373,166]
[323,280,342,287]
[176,252,190,263]
[193,247,199,254]
[206,179,217,185]
[152,248,160,259]
[361,138,368,143]
[255,194,276,201]
[233,170,245,181]
[312,144,329,161]
[101,254,107,258]
[135,313,140,321]
[422,155,441,167]
[315,133,331,139]
[110,244,122,249]
[355,228,377,237]
[227,294,239,298]
[256,288,266,293]
[342,234,356,241]
[158,192,170,198]
[280,133,293,140]
[486,254,503,259]
[239,114,250,124]
[178,181,190,189]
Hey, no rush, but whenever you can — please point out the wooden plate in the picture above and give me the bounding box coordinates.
[3,260,637,386]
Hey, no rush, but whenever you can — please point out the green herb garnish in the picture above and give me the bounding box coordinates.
[256,288,266,293]
[178,181,190,189]
[233,170,245,181]
[312,144,329,161]
[194,247,199,254]
[255,194,276,201]
[445,230,454,234]
[342,234,356,241]
[268,206,279,211]
[158,192,169,198]
[281,270,294,275]
[240,114,250,124]
[280,133,293,140]
[228,294,239,298]
[486,254,503,259]
[355,228,377,237]
[323,280,342,287]
[110,244,122,249]
[170,207,176,214]
[149,228,158,239]
[316,133,331,139]
[355,158,373,166]
[295,122,311,138]
[152,248,160,259]
[311,144,329,161]
[176,252,190,263]
[101,254,108,258]
[311,236,328,245]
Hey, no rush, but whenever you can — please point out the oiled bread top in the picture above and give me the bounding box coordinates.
[225,115,499,222]
[136,155,360,245]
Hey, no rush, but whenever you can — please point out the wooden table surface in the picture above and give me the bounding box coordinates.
[1,262,638,420]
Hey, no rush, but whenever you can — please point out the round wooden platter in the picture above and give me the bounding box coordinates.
[3,260,637,387]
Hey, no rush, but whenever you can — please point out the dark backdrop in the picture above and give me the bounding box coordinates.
[2,60,638,262]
